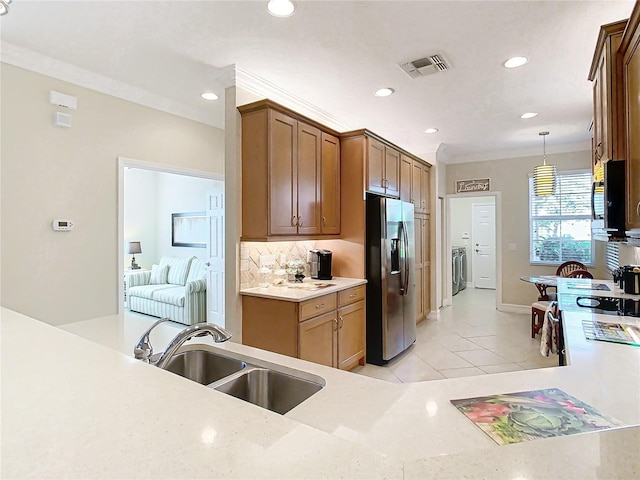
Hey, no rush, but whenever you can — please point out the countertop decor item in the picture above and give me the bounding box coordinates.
[451,388,622,445]
[126,241,142,270]
[533,131,557,196]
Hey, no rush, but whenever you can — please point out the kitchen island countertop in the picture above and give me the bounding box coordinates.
[2,292,640,478]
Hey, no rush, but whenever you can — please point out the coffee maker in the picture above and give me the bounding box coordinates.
[308,249,333,280]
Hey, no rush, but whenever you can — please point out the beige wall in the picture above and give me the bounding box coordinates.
[446,150,593,307]
[1,64,224,325]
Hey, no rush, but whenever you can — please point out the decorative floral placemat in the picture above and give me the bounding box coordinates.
[451,388,623,445]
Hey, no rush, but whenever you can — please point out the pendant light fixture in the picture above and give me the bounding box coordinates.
[533,131,557,196]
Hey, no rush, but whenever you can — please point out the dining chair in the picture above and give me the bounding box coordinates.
[566,269,593,279]
[531,300,552,338]
[556,260,587,277]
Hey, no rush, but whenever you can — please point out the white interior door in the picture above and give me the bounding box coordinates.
[472,203,496,289]
[206,192,225,326]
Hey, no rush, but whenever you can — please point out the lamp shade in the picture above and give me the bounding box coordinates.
[533,164,557,196]
[126,241,142,255]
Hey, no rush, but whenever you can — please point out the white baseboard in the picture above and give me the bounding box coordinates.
[426,310,440,320]
[499,303,530,315]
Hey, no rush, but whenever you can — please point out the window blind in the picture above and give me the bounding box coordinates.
[605,243,620,272]
[529,170,593,265]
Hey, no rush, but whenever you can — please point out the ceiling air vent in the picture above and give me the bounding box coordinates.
[399,54,450,79]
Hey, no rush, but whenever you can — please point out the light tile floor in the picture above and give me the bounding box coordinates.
[351,287,558,383]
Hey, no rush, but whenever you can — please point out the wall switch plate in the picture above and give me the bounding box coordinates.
[280,253,286,265]
[260,254,276,267]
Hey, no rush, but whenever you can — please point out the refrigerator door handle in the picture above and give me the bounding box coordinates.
[401,221,410,295]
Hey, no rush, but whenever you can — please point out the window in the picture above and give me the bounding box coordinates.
[605,243,620,272]
[529,170,593,265]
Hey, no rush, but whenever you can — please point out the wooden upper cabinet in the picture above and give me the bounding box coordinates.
[320,132,341,234]
[589,20,627,168]
[297,122,321,235]
[269,111,298,235]
[421,165,431,214]
[399,154,412,203]
[366,137,386,194]
[365,136,400,198]
[239,100,341,240]
[384,147,400,197]
[621,4,640,229]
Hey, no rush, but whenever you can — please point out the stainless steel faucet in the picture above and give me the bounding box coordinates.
[134,318,232,368]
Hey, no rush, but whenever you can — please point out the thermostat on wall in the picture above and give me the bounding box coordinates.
[52,219,75,231]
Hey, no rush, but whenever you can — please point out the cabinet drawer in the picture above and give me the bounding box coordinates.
[338,285,366,307]
[299,293,337,321]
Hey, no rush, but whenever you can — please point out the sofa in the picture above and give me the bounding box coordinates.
[127,256,207,325]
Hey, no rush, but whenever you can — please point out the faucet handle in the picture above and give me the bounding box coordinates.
[133,317,171,362]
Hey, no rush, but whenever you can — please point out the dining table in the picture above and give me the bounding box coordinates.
[519,275,559,301]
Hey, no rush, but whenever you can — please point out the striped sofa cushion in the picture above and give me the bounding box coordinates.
[186,257,207,283]
[128,284,174,301]
[160,256,194,285]
[152,286,186,307]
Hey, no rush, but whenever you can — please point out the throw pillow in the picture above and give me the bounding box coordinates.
[186,257,207,283]
[161,256,194,285]
[149,264,169,285]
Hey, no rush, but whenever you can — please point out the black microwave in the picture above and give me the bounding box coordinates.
[591,160,625,239]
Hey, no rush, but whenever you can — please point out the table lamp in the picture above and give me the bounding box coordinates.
[126,241,142,270]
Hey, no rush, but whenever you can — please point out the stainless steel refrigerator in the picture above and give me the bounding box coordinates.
[365,194,416,365]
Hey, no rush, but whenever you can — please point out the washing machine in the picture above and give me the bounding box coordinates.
[459,247,467,291]
[452,247,461,296]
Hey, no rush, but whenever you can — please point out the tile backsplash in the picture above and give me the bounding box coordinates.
[240,241,317,289]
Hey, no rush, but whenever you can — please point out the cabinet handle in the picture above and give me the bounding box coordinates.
[338,316,344,329]
[322,216,326,225]
[316,303,325,309]
[349,293,357,298]
[332,318,338,330]
[637,201,640,217]
[291,216,298,226]
[298,216,303,227]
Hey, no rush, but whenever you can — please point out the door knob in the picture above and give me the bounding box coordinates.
[205,262,211,267]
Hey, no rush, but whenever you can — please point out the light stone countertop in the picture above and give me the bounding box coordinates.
[239,276,366,302]
[3,276,640,479]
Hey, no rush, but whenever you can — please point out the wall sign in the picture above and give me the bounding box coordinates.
[456,178,490,193]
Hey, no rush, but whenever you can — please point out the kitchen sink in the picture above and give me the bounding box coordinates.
[162,349,246,385]
[159,347,324,414]
[213,367,324,415]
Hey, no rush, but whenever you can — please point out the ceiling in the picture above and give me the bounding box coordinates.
[1,0,636,163]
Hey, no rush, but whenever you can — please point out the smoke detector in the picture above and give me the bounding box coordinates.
[399,54,450,79]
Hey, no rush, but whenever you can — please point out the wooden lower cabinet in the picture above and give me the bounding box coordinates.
[242,285,366,370]
[299,311,337,367]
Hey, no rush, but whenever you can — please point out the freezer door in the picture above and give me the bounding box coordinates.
[383,198,405,360]
[401,201,416,349]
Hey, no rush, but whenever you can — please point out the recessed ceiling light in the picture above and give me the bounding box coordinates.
[267,0,295,17]
[520,112,538,119]
[201,92,219,101]
[503,56,529,68]
[374,88,395,97]
[424,128,439,134]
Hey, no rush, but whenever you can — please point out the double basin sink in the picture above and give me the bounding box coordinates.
[162,347,325,415]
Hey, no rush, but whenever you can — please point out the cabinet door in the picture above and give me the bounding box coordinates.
[421,166,431,214]
[337,300,365,370]
[625,29,640,229]
[423,215,431,316]
[299,311,337,368]
[399,154,412,203]
[297,122,322,235]
[384,147,400,197]
[269,111,298,235]
[320,132,341,234]
[366,138,386,194]
[414,215,425,323]
[411,161,423,213]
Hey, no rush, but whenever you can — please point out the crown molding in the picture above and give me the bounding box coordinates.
[235,66,356,132]
[0,41,222,128]
[441,140,592,164]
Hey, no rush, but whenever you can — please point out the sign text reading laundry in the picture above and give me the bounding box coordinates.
[456,178,490,193]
